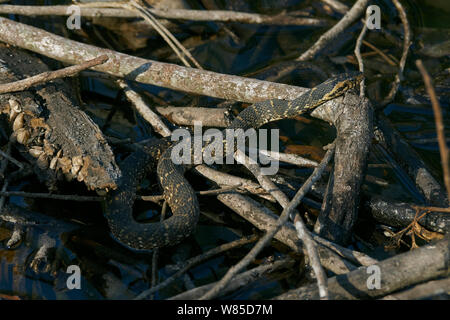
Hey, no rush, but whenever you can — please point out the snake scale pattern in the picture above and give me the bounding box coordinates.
[104,72,363,250]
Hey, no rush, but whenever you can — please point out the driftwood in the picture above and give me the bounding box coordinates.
[275,237,449,299]
[0,44,120,190]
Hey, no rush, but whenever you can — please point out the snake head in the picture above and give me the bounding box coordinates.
[323,71,364,100]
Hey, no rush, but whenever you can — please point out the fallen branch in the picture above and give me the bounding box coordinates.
[0,17,329,103]
[0,55,108,94]
[382,0,412,104]
[200,145,335,300]
[0,4,327,26]
[139,184,242,203]
[155,106,232,128]
[117,80,171,137]
[0,191,103,202]
[217,192,358,275]
[296,0,369,61]
[135,235,259,300]
[416,60,450,200]
[235,149,328,299]
[366,197,449,234]
[170,258,294,300]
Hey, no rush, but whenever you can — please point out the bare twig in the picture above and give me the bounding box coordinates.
[171,258,293,300]
[155,106,232,128]
[276,238,450,299]
[0,17,327,103]
[117,80,171,137]
[0,149,24,169]
[0,143,12,213]
[296,0,369,61]
[0,191,103,202]
[0,55,108,94]
[139,184,242,203]
[382,0,412,104]
[320,0,349,15]
[235,150,328,299]
[194,165,276,202]
[294,215,329,299]
[150,200,167,299]
[310,233,378,266]
[354,22,368,96]
[135,235,259,300]
[127,1,202,69]
[362,40,397,66]
[416,60,450,200]
[382,278,450,300]
[218,192,358,275]
[200,145,335,300]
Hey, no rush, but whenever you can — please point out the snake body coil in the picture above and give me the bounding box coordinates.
[104,72,363,250]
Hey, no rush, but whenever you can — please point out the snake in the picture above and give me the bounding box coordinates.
[103,72,363,251]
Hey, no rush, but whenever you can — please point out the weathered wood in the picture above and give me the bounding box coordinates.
[0,44,120,190]
[275,237,450,299]
[313,94,373,244]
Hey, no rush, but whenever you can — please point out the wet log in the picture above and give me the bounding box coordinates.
[0,44,120,190]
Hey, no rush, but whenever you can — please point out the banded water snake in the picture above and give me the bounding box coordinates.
[104,72,363,250]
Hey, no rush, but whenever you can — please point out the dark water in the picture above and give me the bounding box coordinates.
[0,0,448,299]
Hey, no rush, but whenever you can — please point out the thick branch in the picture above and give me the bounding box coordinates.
[276,238,450,299]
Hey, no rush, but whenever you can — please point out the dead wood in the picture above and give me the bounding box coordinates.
[275,237,450,299]
[365,197,449,234]
[313,94,373,245]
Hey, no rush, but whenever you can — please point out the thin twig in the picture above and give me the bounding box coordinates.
[135,235,259,300]
[0,191,103,202]
[320,0,349,15]
[294,214,328,299]
[0,4,326,26]
[128,1,202,69]
[416,60,450,200]
[0,149,24,169]
[117,80,171,137]
[200,144,335,300]
[150,200,167,299]
[382,0,412,104]
[171,258,293,300]
[0,55,108,94]
[363,40,397,66]
[354,21,368,97]
[234,150,328,299]
[139,184,242,203]
[296,0,369,61]
[0,143,12,213]
[0,17,340,103]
